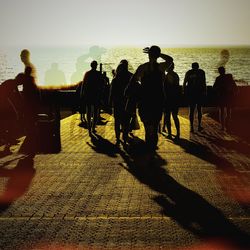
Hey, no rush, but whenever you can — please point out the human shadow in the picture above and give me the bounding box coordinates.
[87,134,119,158]
[44,63,66,86]
[198,131,250,155]
[0,154,36,212]
[0,147,12,159]
[173,137,243,174]
[119,138,249,248]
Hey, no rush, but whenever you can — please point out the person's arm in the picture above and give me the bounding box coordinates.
[124,66,143,97]
[143,47,173,71]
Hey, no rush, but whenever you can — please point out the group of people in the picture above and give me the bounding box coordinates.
[0,46,238,153]
[80,45,237,151]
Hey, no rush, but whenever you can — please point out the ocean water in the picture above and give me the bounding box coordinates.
[1,46,250,86]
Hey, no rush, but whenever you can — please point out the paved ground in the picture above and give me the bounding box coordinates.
[0,109,249,250]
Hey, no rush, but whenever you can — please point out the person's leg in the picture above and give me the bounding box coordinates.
[114,119,121,143]
[86,104,92,134]
[172,107,180,138]
[189,104,195,132]
[197,104,203,131]
[162,111,166,132]
[225,105,232,130]
[144,120,160,151]
[122,112,130,144]
[92,105,99,132]
[219,106,225,130]
[165,108,172,138]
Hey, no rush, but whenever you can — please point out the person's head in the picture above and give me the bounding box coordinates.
[90,60,98,70]
[218,66,226,75]
[120,59,129,71]
[192,62,199,70]
[148,45,161,61]
[20,49,30,63]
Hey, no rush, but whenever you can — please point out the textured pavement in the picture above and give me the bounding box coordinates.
[0,109,249,250]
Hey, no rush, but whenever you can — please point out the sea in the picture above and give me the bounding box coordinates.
[0,46,250,86]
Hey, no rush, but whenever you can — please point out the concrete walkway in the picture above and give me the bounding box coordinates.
[0,110,249,250]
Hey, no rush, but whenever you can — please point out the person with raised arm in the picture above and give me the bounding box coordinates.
[126,45,173,151]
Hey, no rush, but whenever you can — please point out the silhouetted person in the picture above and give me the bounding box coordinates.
[110,60,133,144]
[127,46,173,151]
[213,66,237,131]
[81,61,104,134]
[163,63,181,139]
[101,71,111,114]
[20,49,38,83]
[44,63,66,86]
[0,78,22,151]
[216,49,230,72]
[183,62,206,132]
[16,67,39,135]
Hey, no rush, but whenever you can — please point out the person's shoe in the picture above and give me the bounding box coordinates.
[198,126,204,132]
[115,138,121,145]
[175,134,180,140]
[166,134,173,140]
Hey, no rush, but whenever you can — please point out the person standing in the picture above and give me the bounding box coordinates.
[110,60,133,144]
[213,66,237,131]
[20,49,38,84]
[127,46,173,151]
[81,61,104,135]
[183,62,206,132]
[16,67,39,136]
[163,62,181,140]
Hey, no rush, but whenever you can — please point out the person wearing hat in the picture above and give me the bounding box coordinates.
[126,45,173,151]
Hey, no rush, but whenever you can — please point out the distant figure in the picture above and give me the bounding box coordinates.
[163,63,181,139]
[183,62,206,132]
[127,46,173,151]
[44,63,66,86]
[20,49,38,83]
[216,49,230,71]
[81,61,104,135]
[110,60,133,144]
[213,66,237,131]
[71,45,106,83]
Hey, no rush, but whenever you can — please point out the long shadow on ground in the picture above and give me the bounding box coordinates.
[119,136,249,249]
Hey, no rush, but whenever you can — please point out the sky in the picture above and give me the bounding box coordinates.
[0,0,249,47]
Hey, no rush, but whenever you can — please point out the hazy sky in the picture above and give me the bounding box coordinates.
[0,0,249,47]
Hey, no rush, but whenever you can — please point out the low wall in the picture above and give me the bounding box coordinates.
[47,86,250,109]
